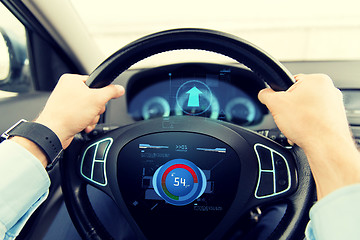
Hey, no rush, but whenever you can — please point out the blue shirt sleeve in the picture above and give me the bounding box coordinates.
[0,140,50,240]
[305,183,360,240]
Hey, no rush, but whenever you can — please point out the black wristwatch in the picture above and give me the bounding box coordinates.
[0,119,63,170]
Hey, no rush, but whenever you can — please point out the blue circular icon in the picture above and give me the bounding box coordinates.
[175,80,213,116]
[153,159,207,206]
[165,168,194,197]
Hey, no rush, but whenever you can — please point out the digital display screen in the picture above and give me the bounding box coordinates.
[127,64,264,126]
[152,158,207,206]
[117,132,241,239]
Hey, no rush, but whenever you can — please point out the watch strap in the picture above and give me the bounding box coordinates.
[1,119,63,170]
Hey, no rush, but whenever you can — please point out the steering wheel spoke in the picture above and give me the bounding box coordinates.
[224,123,299,204]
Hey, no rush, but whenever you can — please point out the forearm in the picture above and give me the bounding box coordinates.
[304,134,360,199]
[0,140,50,237]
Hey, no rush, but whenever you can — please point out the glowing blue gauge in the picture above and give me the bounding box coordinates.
[142,96,170,120]
[175,80,219,118]
[153,159,207,206]
[225,97,256,125]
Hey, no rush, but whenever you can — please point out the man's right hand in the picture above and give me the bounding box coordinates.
[258,74,360,199]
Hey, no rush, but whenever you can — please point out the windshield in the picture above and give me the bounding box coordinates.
[70,0,360,61]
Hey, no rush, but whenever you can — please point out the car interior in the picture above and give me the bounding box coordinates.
[0,0,360,239]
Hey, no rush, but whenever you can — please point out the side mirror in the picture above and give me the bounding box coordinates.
[0,27,31,93]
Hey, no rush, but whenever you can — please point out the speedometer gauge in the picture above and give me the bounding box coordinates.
[142,96,170,120]
[225,97,256,125]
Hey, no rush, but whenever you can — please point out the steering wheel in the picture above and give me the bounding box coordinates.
[60,28,315,240]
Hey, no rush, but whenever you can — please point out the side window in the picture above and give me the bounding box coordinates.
[0,3,33,98]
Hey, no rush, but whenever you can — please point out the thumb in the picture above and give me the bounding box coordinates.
[258,88,276,105]
[258,88,287,114]
[96,84,125,103]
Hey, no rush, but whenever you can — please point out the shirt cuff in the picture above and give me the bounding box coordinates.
[306,183,360,240]
[0,140,50,234]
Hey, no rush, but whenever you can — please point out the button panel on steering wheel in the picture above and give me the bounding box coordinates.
[80,138,113,186]
[254,143,291,199]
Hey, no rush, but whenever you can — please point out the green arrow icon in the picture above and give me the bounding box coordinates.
[186,86,203,107]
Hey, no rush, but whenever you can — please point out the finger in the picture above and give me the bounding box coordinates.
[99,105,106,115]
[90,115,100,126]
[96,84,125,103]
[84,124,96,133]
[258,88,288,114]
[60,74,89,83]
[85,115,100,133]
[79,75,89,83]
[258,88,276,105]
[287,79,303,92]
[293,74,305,82]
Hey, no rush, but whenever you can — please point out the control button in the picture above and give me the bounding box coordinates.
[95,140,111,160]
[274,153,287,172]
[274,153,290,193]
[81,145,96,179]
[256,172,274,197]
[80,138,113,186]
[256,130,269,137]
[254,145,273,170]
[276,178,288,193]
[254,143,292,199]
[92,162,106,185]
[268,129,289,146]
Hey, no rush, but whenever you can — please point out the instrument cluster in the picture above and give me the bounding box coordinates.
[127,63,267,126]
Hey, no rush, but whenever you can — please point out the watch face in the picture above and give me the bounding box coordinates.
[117,132,241,239]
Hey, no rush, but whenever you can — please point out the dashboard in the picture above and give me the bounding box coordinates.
[126,63,268,126]
[102,60,360,148]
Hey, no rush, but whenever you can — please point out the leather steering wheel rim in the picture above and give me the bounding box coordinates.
[61,28,315,240]
[86,28,294,91]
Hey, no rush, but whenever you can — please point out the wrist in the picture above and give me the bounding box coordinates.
[34,117,68,149]
[1,119,64,170]
[305,134,360,199]
[10,136,48,168]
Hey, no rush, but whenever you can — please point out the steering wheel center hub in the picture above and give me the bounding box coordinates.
[116,130,243,239]
[153,159,207,206]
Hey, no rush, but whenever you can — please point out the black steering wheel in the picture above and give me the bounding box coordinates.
[60,28,315,240]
